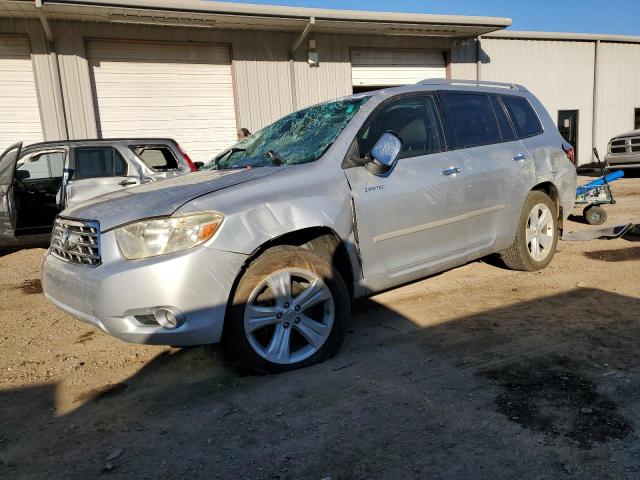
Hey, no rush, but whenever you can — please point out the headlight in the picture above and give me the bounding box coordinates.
[115,212,224,260]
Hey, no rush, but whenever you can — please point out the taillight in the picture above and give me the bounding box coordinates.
[562,143,575,166]
[177,143,196,172]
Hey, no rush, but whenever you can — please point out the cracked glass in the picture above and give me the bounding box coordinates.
[208,97,369,169]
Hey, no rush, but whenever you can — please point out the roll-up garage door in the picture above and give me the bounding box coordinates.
[351,49,446,89]
[0,36,43,151]
[87,40,238,162]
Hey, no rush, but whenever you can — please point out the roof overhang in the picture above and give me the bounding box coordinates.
[486,30,640,44]
[0,0,511,37]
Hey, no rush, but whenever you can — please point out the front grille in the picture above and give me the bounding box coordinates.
[609,136,640,155]
[50,217,101,266]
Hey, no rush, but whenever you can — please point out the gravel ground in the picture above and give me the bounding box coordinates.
[1,175,639,479]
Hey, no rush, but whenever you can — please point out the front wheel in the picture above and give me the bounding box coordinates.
[226,246,350,373]
[500,191,559,271]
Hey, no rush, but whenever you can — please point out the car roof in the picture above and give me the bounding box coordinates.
[22,138,178,150]
[334,79,531,106]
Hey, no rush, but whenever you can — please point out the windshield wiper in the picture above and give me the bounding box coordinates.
[267,150,284,166]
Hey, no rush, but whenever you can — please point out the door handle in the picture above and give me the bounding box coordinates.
[119,179,138,187]
[441,166,461,176]
[512,154,527,162]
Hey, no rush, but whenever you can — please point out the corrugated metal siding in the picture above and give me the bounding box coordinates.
[480,37,595,164]
[0,35,43,150]
[596,42,640,157]
[450,38,477,80]
[86,39,237,161]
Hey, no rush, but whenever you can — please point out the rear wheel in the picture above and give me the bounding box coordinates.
[583,205,607,225]
[226,246,349,373]
[500,191,559,271]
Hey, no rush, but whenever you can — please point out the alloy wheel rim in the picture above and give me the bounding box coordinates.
[244,268,335,365]
[526,203,554,262]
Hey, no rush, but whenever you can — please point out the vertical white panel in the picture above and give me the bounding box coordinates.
[0,35,43,151]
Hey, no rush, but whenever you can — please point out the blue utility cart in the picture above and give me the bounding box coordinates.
[575,148,624,225]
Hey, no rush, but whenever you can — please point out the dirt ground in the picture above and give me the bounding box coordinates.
[1,175,639,480]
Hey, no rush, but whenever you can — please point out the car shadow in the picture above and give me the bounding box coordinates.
[584,245,640,262]
[2,285,640,479]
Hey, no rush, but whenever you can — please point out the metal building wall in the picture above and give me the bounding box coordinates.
[292,34,451,109]
[0,19,453,140]
[479,37,596,164]
[0,18,67,141]
[450,38,478,80]
[596,42,640,156]
[5,15,639,165]
[48,21,296,137]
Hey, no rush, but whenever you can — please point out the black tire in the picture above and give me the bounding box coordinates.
[583,205,607,226]
[225,246,350,374]
[500,191,559,271]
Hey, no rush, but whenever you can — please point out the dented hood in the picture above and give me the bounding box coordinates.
[62,167,284,231]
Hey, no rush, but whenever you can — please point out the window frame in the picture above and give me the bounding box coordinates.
[71,146,129,180]
[499,94,545,140]
[345,91,448,167]
[490,95,517,142]
[129,144,180,172]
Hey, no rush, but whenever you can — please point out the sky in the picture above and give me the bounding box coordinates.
[218,0,640,36]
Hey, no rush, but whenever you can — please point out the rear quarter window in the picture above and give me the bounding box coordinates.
[131,145,179,171]
[440,92,501,148]
[501,95,543,139]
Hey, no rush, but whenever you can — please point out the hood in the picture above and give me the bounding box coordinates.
[63,167,285,231]
[612,129,640,140]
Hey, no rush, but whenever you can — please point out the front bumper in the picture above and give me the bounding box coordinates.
[604,153,640,168]
[42,230,247,346]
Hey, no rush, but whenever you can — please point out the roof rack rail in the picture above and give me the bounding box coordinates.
[416,78,527,92]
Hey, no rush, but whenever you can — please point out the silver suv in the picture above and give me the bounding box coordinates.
[0,139,196,250]
[42,80,577,372]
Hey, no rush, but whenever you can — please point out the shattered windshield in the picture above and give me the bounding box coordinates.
[206,97,369,170]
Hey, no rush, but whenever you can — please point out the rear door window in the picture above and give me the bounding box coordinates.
[501,95,543,138]
[131,146,179,171]
[440,92,501,148]
[358,95,446,160]
[490,96,516,142]
[73,147,127,179]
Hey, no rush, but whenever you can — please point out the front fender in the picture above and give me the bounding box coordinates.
[176,162,355,255]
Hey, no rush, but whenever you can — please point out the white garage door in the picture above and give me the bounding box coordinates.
[351,49,446,88]
[87,40,238,162]
[0,36,43,152]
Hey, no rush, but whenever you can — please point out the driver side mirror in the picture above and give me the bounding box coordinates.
[365,132,402,175]
[193,161,204,170]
